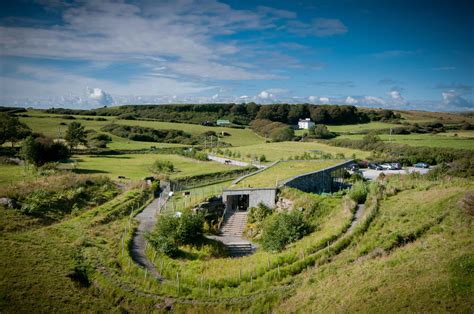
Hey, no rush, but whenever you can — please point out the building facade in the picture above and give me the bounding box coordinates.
[298,118,315,129]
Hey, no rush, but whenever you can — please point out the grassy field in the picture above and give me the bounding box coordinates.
[393,109,474,124]
[337,132,474,150]
[278,180,473,312]
[66,153,241,181]
[222,141,370,162]
[295,122,400,136]
[232,160,343,188]
[19,111,264,148]
[0,164,29,188]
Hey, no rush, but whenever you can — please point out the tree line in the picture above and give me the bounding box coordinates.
[44,104,400,126]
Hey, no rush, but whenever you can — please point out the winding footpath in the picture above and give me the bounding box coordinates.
[130,184,170,280]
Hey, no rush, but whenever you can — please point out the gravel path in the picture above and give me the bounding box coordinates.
[130,184,170,280]
[207,154,266,169]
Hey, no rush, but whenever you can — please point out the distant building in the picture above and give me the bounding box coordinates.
[298,118,315,129]
[216,119,231,126]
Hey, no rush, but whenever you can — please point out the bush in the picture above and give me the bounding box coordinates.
[247,203,272,224]
[150,160,175,174]
[21,135,71,167]
[148,210,205,257]
[261,211,311,252]
[348,181,368,204]
[308,124,336,139]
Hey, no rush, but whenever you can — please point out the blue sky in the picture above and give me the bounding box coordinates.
[0,0,473,111]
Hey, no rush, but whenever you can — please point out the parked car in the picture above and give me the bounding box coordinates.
[390,162,402,170]
[368,163,383,170]
[413,162,429,168]
[380,163,393,170]
[348,164,359,171]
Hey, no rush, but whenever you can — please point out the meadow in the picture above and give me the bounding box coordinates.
[295,121,400,136]
[221,141,370,162]
[336,132,474,150]
[19,111,264,148]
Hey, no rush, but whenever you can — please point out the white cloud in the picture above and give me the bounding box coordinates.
[345,96,358,105]
[319,97,330,103]
[363,96,386,106]
[441,90,473,109]
[388,90,403,101]
[258,90,274,99]
[308,95,318,103]
[88,87,114,106]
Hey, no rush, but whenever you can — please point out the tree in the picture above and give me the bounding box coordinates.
[309,124,336,139]
[0,113,31,147]
[270,127,294,142]
[65,122,87,151]
[20,135,70,167]
[261,211,311,252]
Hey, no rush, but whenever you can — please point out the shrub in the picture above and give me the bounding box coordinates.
[247,203,272,224]
[21,135,71,167]
[348,181,368,204]
[261,211,311,252]
[148,210,205,257]
[151,160,175,174]
[308,124,336,139]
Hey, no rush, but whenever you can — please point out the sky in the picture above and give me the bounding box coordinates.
[0,0,473,111]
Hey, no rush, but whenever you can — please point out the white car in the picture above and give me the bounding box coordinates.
[381,163,395,170]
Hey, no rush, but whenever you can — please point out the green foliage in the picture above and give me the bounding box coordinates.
[102,124,202,145]
[348,181,368,204]
[308,124,336,139]
[259,154,267,162]
[65,122,87,149]
[248,203,272,224]
[0,112,31,146]
[178,148,209,161]
[148,210,205,257]
[151,160,175,174]
[87,133,112,149]
[261,211,311,252]
[20,135,70,167]
[269,127,295,142]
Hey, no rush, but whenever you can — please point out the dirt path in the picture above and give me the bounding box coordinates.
[348,204,365,233]
[130,184,170,280]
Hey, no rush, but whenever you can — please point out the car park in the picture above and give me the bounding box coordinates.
[413,162,429,168]
[368,163,383,170]
[390,163,402,170]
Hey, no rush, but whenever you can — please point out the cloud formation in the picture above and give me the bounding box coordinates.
[88,87,114,106]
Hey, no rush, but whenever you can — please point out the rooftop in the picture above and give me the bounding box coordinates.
[230,160,344,189]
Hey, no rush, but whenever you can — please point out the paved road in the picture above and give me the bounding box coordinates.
[358,167,431,180]
[348,204,365,233]
[208,154,266,169]
[130,184,170,280]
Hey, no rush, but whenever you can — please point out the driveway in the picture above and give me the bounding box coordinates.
[207,154,266,169]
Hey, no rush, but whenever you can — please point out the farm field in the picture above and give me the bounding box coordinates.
[232,160,342,188]
[222,141,370,161]
[66,153,241,181]
[336,132,474,150]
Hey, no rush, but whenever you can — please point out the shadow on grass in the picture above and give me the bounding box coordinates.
[89,155,132,159]
[72,169,110,174]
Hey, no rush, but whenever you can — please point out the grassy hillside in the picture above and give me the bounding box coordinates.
[337,132,474,150]
[222,141,370,162]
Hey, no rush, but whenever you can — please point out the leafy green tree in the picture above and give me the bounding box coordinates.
[65,122,87,150]
[270,127,294,142]
[20,135,70,167]
[261,211,311,252]
[309,124,335,139]
[0,113,31,147]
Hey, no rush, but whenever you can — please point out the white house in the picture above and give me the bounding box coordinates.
[298,118,315,129]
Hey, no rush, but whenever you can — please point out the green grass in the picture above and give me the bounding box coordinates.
[278,179,473,312]
[0,164,29,188]
[295,122,400,136]
[65,153,242,181]
[337,132,474,150]
[232,160,343,188]
[19,110,264,148]
[222,141,370,162]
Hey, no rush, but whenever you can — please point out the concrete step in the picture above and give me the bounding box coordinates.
[226,243,253,257]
